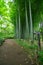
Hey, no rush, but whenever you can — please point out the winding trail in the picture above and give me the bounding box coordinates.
[0,39,31,65]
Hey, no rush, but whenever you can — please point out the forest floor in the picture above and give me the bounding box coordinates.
[0,39,32,65]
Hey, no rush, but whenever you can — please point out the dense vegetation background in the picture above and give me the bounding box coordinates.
[0,0,43,65]
[0,0,43,39]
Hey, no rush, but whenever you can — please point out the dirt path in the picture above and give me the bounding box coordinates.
[0,39,31,65]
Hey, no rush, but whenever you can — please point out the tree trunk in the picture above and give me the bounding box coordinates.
[25,0,29,39]
[29,0,33,41]
[18,4,21,39]
[16,0,21,39]
[16,14,19,38]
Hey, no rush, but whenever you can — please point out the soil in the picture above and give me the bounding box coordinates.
[0,39,31,65]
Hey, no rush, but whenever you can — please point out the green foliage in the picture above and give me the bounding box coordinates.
[38,50,43,65]
[0,0,43,38]
[15,39,43,65]
[0,0,16,39]
[15,39,38,53]
[0,0,43,64]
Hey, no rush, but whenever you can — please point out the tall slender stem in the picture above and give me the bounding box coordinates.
[29,0,33,41]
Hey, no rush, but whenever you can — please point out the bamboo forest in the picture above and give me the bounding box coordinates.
[0,0,43,65]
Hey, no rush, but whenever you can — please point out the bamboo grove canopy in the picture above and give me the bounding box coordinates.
[0,0,43,39]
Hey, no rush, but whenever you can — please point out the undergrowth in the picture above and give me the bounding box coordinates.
[15,39,43,65]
